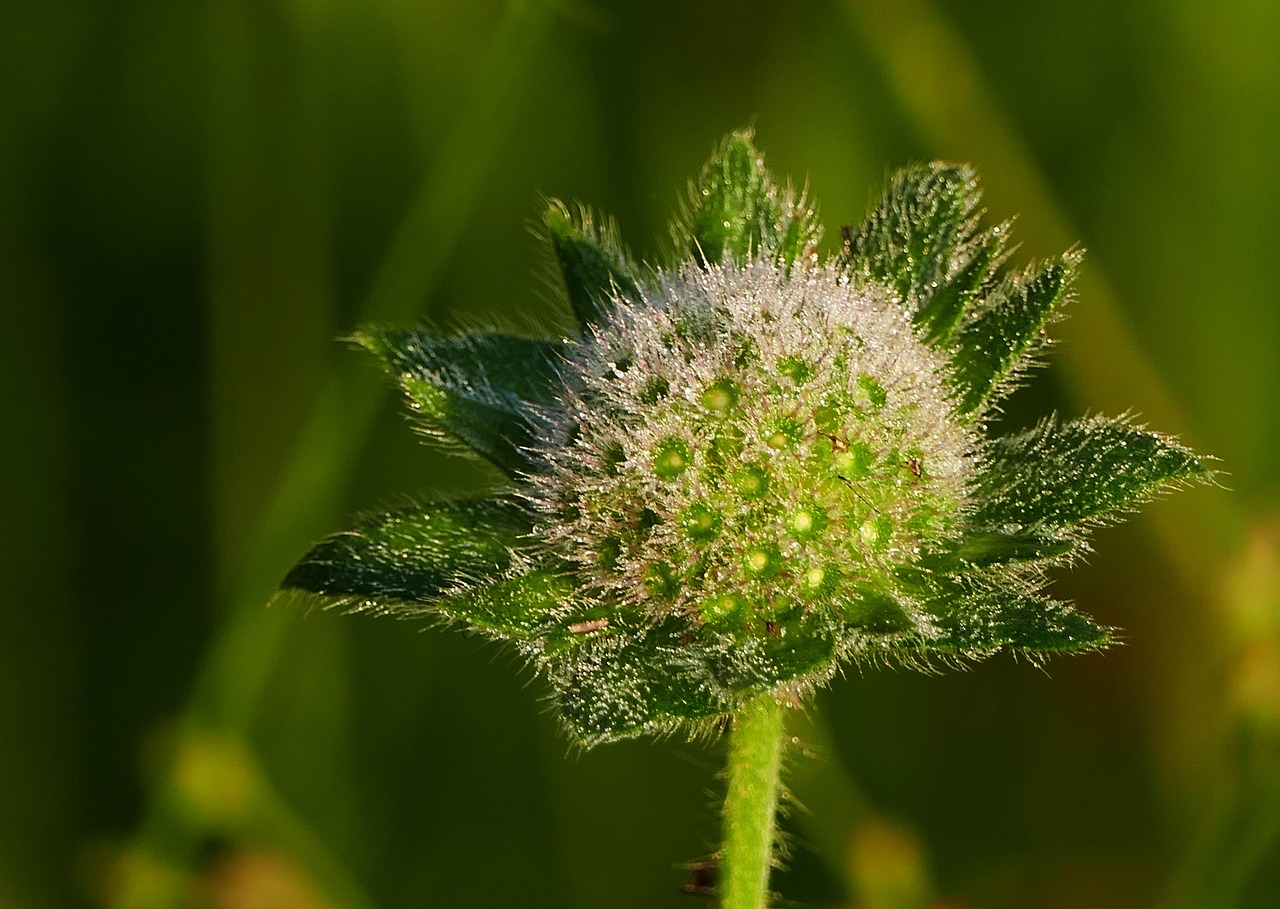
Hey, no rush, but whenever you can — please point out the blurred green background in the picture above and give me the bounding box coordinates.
[2,0,1278,906]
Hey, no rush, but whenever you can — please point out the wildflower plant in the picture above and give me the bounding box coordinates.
[281,131,1209,909]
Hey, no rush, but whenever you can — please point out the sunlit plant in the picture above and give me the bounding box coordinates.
[281,130,1209,909]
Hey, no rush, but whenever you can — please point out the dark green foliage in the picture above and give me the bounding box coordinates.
[672,129,821,267]
[947,253,1079,415]
[930,588,1112,655]
[356,330,563,476]
[971,415,1209,530]
[919,529,1076,572]
[547,619,732,744]
[543,201,641,330]
[281,497,576,637]
[845,162,1008,344]
[282,498,531,605]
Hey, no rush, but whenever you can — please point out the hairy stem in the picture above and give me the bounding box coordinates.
[721,693,787,909]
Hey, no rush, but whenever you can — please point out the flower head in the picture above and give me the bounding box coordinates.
[530,259,976,640]
[281,131,1210,745]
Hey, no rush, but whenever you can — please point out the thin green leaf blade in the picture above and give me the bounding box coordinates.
[948,252,1078,415]
[544,200,641,329]
[281,498,564,637]
[357,329,563,475]
[973,415,1211,530]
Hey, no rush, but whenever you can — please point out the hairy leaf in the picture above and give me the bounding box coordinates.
[929,588,1112,655]
[544,200,641,329]
[281,498,553,626]
[702,608,841,696]
[546,618,731,745]
[972,415,1210,530]
[948,253,1078,415]
[673,129,821,267]
[846,162,1006,342]
[357,330,563,476]
[920,529,1077,572]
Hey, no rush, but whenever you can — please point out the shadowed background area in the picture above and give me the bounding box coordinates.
[2,0,1277,907]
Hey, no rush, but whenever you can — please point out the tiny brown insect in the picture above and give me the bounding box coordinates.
[764,620,779,637]
[817,430,850,453]
[680,857,718,896]
[569,618,609,635]
[906,457,922,480]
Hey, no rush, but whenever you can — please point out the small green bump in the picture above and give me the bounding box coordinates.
[786,504,829,541]
[645,562,680,600]
[799,563,838,598]
[814,403,843,434]
[639,376,670,405]
[744,545,783,579]
[733,464,771,499]
[834,441,875,478]
[766,417,804,450]
[701,378,741,413]
[654,437,693,479]
[702,592,748,623]
[857,374,888,410]
[859,514,893,551]
[681,501,723,541]
[777,355,814,385]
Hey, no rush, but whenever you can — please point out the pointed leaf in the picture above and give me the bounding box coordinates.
[930,589,1112,655]
[403,570,573,638]
[701,607,842,696]
[544,200,641,329]
[915,222,1009,344]
[919,529,1077,572]
[672,129,821,267]
[846,163,1006,342]
[972,415,1210,530]
[948,252,1078,415]
[545,618,732,745]
[281,499,567,637]
[357,330,563,476]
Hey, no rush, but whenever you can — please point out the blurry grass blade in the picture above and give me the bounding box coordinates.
[972,415,1211,530]
[544,200,641,329]
[947,252,1078,415]
[356,330,563,476]
[672,128,821,267]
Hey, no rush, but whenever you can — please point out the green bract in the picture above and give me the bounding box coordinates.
[281,130,1209,746]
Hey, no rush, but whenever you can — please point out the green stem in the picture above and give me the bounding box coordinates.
[721,693,787,909]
